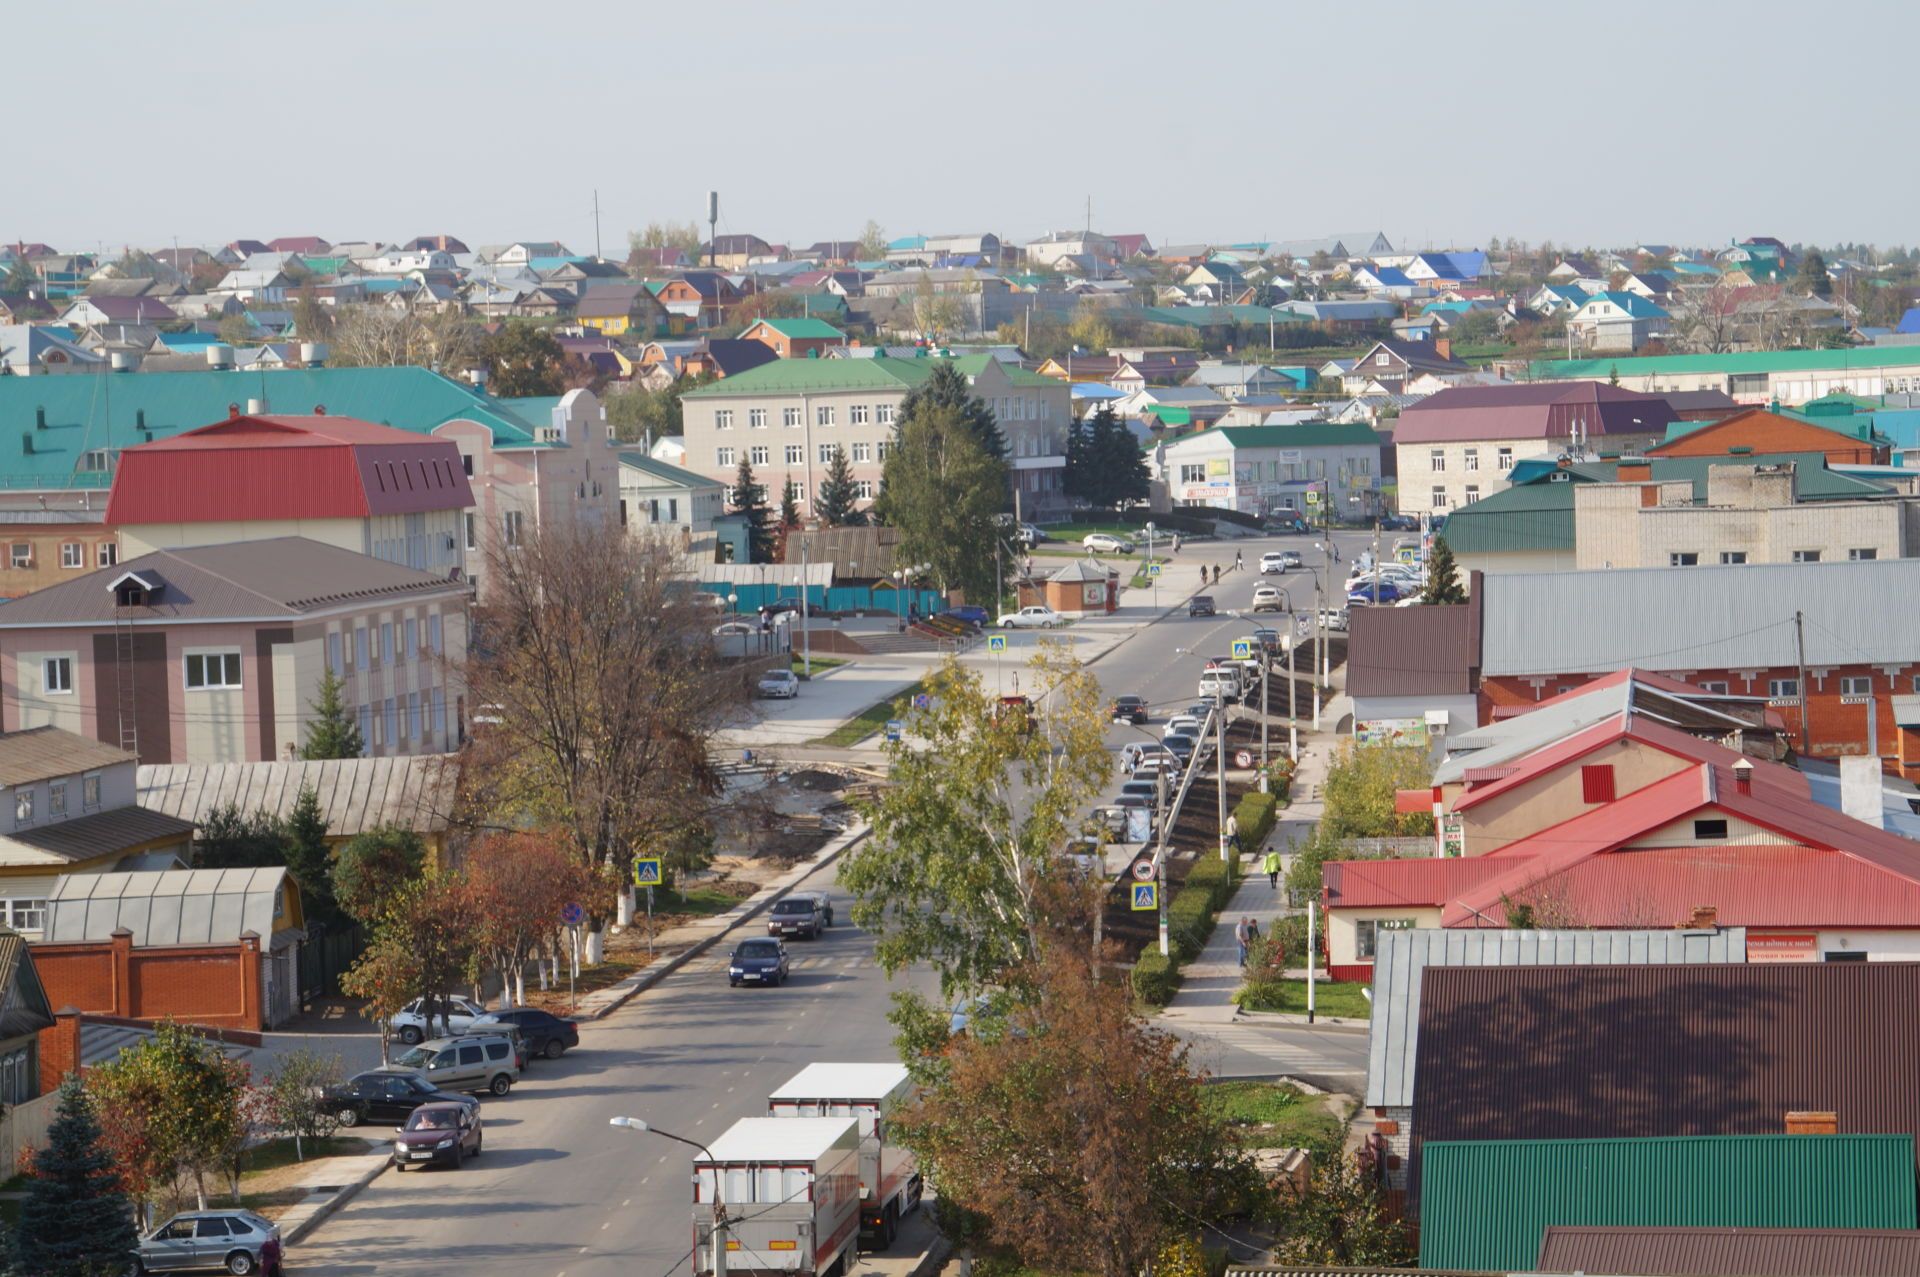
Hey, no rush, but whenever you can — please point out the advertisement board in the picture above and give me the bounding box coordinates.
[1355,718,1431,749]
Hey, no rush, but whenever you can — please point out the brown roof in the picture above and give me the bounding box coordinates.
[1410,963,1920,1201]
[6,804,196,863]
[0,727,132,787]
[137,756,462,837]
[1392,380,1678,444]
[1346,604,1477,697]
[0,538,469,627]
[1537,1226,1920,1275]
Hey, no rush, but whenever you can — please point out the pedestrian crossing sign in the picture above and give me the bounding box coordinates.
[633,858,662,886]
[987,634,1007,652]
[1232,638,1253,660]
[1147,563,1162,577]
[1131,882,1158,912]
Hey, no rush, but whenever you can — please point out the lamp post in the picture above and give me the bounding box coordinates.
[610,1117,727,1277]
[726,590,739,617]
[795,553,810,680]
[1144,521,1158,610]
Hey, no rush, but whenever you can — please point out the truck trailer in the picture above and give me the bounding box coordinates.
[693,1116,861,1277]
[766,1062,924,1249]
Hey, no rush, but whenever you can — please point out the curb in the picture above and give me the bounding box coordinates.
[906,1234,953,1277]
[576,823,872,1021]
[1236,1007,1370,1029]
[281,1154,389,1247]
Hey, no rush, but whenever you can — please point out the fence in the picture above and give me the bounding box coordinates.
[298,923,366,1003]
[700,583,948,617]
[0,1089,58,1171]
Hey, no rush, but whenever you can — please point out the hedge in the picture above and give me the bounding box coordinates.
[1234,791,1279,851]
[1132,950,1179,1006]
[1161,852,1242,968]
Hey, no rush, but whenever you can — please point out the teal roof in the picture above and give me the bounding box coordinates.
[888,236,926,250]
[1532,344,1920,380]
[754,317,844,339]
[0,366,557,491]
[1582,290,1667,319]
[617,451,724,489]
[683,353,1053,398]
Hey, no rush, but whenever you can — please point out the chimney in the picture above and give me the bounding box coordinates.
[313,404,327,416]
[245,398,265,415]
[1685,905,1718,930]
[1785,1111,1838,1136]
[1732,758,1753,795]
[1433,337,1452,361]
[227,402,241,420]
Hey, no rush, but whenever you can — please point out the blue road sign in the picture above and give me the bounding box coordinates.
[1147,563,1162,577]
[633,858,662,886]
[913,693,931,710]
[560,902,585,926]
[1131,882,1158,912]
[885,719,904,742]
[987,634,1007,653]
[1232,638,1253,660]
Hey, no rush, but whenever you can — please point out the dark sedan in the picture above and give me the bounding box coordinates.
[324,1069,479,1129]
[1189,595,1216,617]
[1110,695,1149,724]
[471,1008,580,1060]
[391,1101,483,1171]
[729,937,791,987]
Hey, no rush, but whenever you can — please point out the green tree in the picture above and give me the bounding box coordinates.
[1270,1137,1416,1266]
[302,668,364,759]
[2,256,37,295]
[626,220,703,263]
[330,825,427,925]
[729,457,774,563]
[856,220,889,262]
[778,478,800,532]
[195,805,288,870]
[283,785,338,928]
[1064,405,1149,510]
[484,322,568,397]
[1795,247,1832,298]
[815,444,864,527]
[875,402,1010,605]
[88,1021,250,1217]
[1319,742,1435,840]
[604,372,713,443]
[1420,535,1467,604]
[14,1075,138,1277]
[895,360,1007,460]
[262,1048,344,1161]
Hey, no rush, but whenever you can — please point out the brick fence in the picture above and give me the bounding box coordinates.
[33,927,264,1031]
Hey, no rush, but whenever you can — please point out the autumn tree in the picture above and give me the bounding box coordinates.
[87,1021,250,1222]
[330,825,426,925]
[14,1076,138,1277]
[815,444,864,527]
[325,304,479,371]
[342,874,481,1058]
[730,457,774,563]
[484,322,569,397]
[627,220,703,261]
[856,220,889,262]
[874,401,1011,605]
[302,668,363,759]
[1270,1143,1416,1266]
[466,831,594,1005]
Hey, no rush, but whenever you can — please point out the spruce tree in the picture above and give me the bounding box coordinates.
[284,784,339,927]
[14,1076,138,1277]
[816,444,863,527]
[779,478,800,531]
[302,668,364,759]
[1420,535,1468,605]
[896,360,1007,460]
[729,457,774,563]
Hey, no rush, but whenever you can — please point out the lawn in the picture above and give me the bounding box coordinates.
[1204,1080,1346,1149]
[792,654,848,678]
[1125,557,1171,589]
[811,678,928,747]
[242,1135,367,1176]
[645,883,744,918]
[1233,977,1372,1019]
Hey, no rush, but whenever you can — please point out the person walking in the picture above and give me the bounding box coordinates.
[1212,564,1221,585]
[1234,548,1244,571]
[1171,532,1182,554]
[1263,847,1281,888]
[1234,915,1252,968]
[1226,811,1240,854]
[1200,564,1209,588]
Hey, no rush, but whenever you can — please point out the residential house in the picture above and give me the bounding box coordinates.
[628,246,692,273]
[1270,233,1394,262]
[698,235,775,270]
[402,235,469,254]
[0,325,105,376]
[1341,338,1474,393]
[1547,256,1599,281]
[680,339,781,381]
[0,538,471,764]
[1567,290,1669,352]
[211,269,292,304]
[1115,386,1233,434]
[1619,270,1679,301]
[57,296,179,328]
[1184,363,1298,400]
[1649,404,1891,464]
[1525,282,1588,317]
[617,452,726,537]
[1110,353,1202,393]
[1530,346,1920,403]
[653,273,739,326]
[1107,234,1154,260]
[739,317,845,360]
[265,236,329,255]
[1157,422,1382,519]
[574,282,675,338]
[1349,265,1420,298]
[1392,381,1676,511]
[1023,231,1116,270]
[884,233,1002,267]
[0,928,55,1112]
[0,513,121,597]
[494,242,572,266]
[1405,251,1485,282]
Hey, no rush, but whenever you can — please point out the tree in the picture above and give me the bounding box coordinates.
[604,372,712,443]
[778,477,801,533]
[330,825,426,925]
[337,920,424,1066]
[87,1021,250,1219]
[2,256,36,295]
[1067,303,1115,354]
[290,283,335,344]
[466,831,593,1005]
[282,785,339,928]
[895,360,1007,459]
[729,457,774,563]
[875,403,1010,605]
[1319,742,1435,840]
[1420,535,1467,604]
[911,271,969,342]
[1271,1140,1416,1265]
[325,304,479,371]
[302,668,364,759]
[195,805,288,870]
[843,647,1110,998]
[1795,248,1832,299]
[216,313,257,346]
[342,875,480,1060]
[1064,405,1149,510]
[815,444,864,527]
[14,1076,139,1277]
[484,323,568,397]
[856,220,889,262]
[627,220,702,262]
[261,1049,344,1162]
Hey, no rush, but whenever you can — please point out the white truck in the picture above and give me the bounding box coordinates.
[767,1062,924,1250]
[693,1116,862,1277]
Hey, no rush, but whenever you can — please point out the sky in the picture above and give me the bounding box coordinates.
[13,0,1920,258]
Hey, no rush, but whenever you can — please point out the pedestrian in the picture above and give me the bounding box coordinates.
[1235,549,1244,571]
[1226,811,1241,854]
[1171,532,1182,554]
[908,601,919,625]
[1263,847,1281,888]
[1234,915,1251,968]
[1200,565,1209,587]
[1212,564,1221,585]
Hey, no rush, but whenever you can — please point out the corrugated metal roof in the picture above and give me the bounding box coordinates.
[1323,857,1513,909]
[1411,964,1920,1207]
[136,756,462,837]
[1537,1225,1920,1275]
[1365,927,1746,1108]
[1347,604,1476,697]
[1533,344,1920,379]
[1,805,196,864]
[1394,381,1677,445]
[0,726,131,787]
[1420,1135,1917,1271]
[46,866,290,946]
[1479,560,1920,674]
[0,926,55,1040]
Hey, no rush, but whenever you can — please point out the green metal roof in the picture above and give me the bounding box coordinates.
[1532,345,1920,380]
[1138,305,1306,330]
[754,316,844,339]
[1420,1134,1918,1272]
[1205,422,1382,450]
[617,451,724,489]
[682,353,1052,398]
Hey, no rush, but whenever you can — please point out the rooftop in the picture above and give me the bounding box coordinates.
[0,726,133,787]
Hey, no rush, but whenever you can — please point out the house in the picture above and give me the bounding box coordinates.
[653,273,740,326]
[1022,231,1116,270]
[1158,422,1382,520]
[1349,265,1419,297]
[1620,270,1679,301]
[211,269,292,304]
[0,324,105,376]
[884,233,1001,267]
[628,246,692,273]
[1567,290,1669,352]
[1531,345,1920,403]
[1650,404,1891,464]
[574,282,675,338]
[494,242,572,266]
[1525,282,1588,316]
[1015,559,1118,616]
[0,512,122,597]
[1270,233,1394,262]
[1184,363,1298,400]
[266,236,329,255]
[1347,604,1480,743]
[1110,353,1202,393]
[1114,386,1232,433]
[739,317,845,360]
[0,538,471,764]
[1547,255,1599,281]
[698,235,775,271]
[680,338,781,381]
[0,927,55,1111]
[1392,381,1676,512]
[0,728,196,939]
[57,296,179,328]
[1535,1226,1920,1275]
[1405,250,1486,282]
[1342,338,1473,393]
[617,452,726,537]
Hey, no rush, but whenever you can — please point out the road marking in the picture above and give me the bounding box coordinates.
[712,1101,720,1108]
[659,1155,668,1163]
[602,1223,610,1230]
[727,1085,735,1092]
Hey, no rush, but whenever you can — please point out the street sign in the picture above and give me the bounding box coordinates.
[987,634,1007,653]
[1235,748,1255,769]
[632,858,662,887]
[1132,858,1156,882]
[885,719,904,742]
[1131,882,1158,912]
[913,693,930,710]
[560,901,585,926]
[1232,638,1253,660]
[1147,563,1162,577]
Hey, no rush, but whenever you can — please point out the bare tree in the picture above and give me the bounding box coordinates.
[1673,280,1742,354]
[326,304,481,372]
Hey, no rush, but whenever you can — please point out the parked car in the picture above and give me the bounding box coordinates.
[1349,579,1411,604]
[1017,523,1048,547]
[390,995,487,1045]
[1319,607,1350,632]
[1189,594,1216,617]
[1251,585,1285,613]
[713,621,756,636]
[1249,627,1282,653]
[1120,740,1175,771]
[133,1210,283,1276]
[1119,779,1164,807]
[729,937,791,987]
[941,604,990,627]
[1197,670,1241,703]
[391,1101,483,1172]
[1082,532,1136,554]
[996,605,1061,629]
[469,1008,579,1061]
[768,892,833,940]
[1164,714,1201,738]
[758,668,800,699]
[324,1068,480,1128]
[391,1034,520,1097]
[1110,694,1149,724]
[1160,734,1198,764]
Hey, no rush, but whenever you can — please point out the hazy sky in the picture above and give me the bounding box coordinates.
[14,1,1919,257]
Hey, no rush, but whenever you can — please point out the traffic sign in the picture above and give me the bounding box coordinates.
[987,634,1007,653]
[1235,749,1256,769]
[1147,563,1162,577]
[560,901,585,926]
[632,857,662,887]
[913,693,930,710]
[1131,882,1158,912]
[1131,858,1156,882]
[1232,638,1253,660]
[885,719,904,742]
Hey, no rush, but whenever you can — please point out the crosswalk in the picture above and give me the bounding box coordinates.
[1168,1018,1367,1082]
[684,952,884,975]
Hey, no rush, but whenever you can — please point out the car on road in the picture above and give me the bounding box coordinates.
[390,994,487,1045]
[1160,733,1198,764]
[391,1101,483,1172]
[1265,514,1309,534]
[941,604,990,627]
[768,892,833,940]
[1381,514,1419,531]
[133,1210,283,1276]
[1120,740,1174,771]
[324,1068,480,1128]
[996,604,1061,628]
[1189,594,1216,617]
[1197,669,1241,703]
[1319,607,1350,632]
[1110,694,1149,724]
[1163,714,1201,738]
[1016,523,1048,547]
[1082,532,1136,554]
[1119,779,1164,808]
[392,1033,520,1097]
[470,1008,580,1061]
[1259,551,1302,574]
[729,937,791,987]
[1130,753,1181,782]
[758,668,800,699]
[1251,585,1285,613]
[1249,627,1282,653]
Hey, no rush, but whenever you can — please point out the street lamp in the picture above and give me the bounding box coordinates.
[726,590,739,616]
[610,1116,729,1277]
[1143,521,1158,610]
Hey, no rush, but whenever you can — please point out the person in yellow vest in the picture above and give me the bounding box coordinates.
[1263,848,1281,889]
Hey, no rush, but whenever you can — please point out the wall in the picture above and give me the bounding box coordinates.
[322,598,467,759]
[32,930,264,1030]
[1455,547,1580,580]
[1325,906,1443,979]
[1576,490,1907,570]
[0,522,117,597]
[1460,739,1691,856]
[119,517,363,559]
[1349,694,1479,740]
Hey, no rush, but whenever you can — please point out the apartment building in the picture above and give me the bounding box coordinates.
[1158,422,1383,520]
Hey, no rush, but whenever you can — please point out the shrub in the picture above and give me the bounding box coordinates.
[1132,950,1180,1006]
[1167,887,1217,962]
[1234,791,1278,849]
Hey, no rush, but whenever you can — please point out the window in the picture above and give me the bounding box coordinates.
[1693,818,1729,840]
[1429,449,1445,471]
[877,404,896,425]
[1719,551,1747,564]
[782,407,802,428]
[854,480,874,499]
[380,622,393,665]
[48,780,65,817]
[716,446,735,467]
[384,698,398,746]
[8,545,29,569]
[749,446,769,465]
[354,627,368,671]
[433,687,447,741]
[461,453,474,477]
[1463,484,1480,503]
[328,632,343,676]
[714,410,734,430]
[82,773,99,809]
[1497,446,1513,470]
[429,614,443,653]
[408,692,422,741]
[1354,917,1413,959]
[405,620,418,662]
[79,448,113,473]
[184,651,242,690]
[1669,552,1699,566]
[850,404,869,425]
[785,445,803,465]
[503,511,524,547]
[816,405,835,426]
[1580,764,1616,803]
[1431,487,1447,509]
[1841,676,1872,696]
[97,542,117,567]
[463,513,476,551]
[815,443,835,464]
[851,443,871,463]
[42,657,70,695]
[1768,677,1800,699]
[1849,547,1878,561]
[1179,464,1207,485]
[791,483,806,502]
[13,790,30,824]
[1791,549,1821,563]
[1,899,45,932]
[358,705,373,749]
[59,543,81,569]
[1463,450,1480,472]
[1374,352,1390,367]
[748,408,767,429]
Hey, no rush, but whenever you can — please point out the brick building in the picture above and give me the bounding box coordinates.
[1649,404,1891,464]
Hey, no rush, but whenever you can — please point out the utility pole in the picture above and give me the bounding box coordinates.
[1793,609,1811,754]
[592,189,602,261]
[1156,767,1170,957]
[1287,629,1298,761]
[1260,639,1270,777]
[799,536,811,679]
[1216,688,1229,861]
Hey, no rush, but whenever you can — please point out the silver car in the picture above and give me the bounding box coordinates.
[133,1209,282,1275]
[392,1033,520,1097]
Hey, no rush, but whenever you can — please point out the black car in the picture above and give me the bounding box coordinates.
[471,1008,580,1060]
[1110,695,1149,724]
[1189,595,1216,617]
[729,937,791,987]
[324,1069,480,1128]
